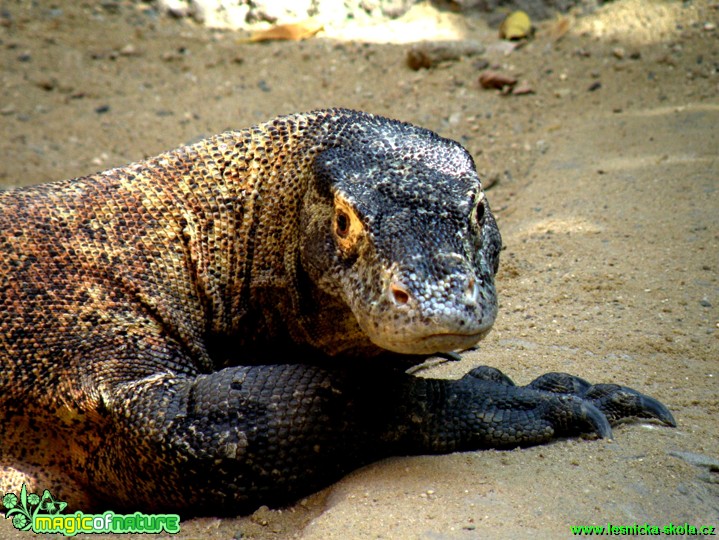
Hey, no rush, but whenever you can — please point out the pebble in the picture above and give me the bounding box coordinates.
[119,44,140,57]
[472,58,490,70]
[479,70,517,90]
[510,81,534,95]
[250,505,272,526]
[536,140,549,154]
[156,0,189,18]
[91,152,109,166]
[406,41,485,70]
[35,78,57,91]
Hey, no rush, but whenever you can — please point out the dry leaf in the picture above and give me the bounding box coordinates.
[549,16,571,42]
[499,11,532,40]
[246,19,323,42]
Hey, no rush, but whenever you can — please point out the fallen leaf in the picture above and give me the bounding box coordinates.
[479,70,518,90]
[499,11,532,40]
[549,16,571,42]
[245,19,323,42]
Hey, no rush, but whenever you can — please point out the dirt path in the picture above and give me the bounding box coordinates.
[1,1,717,538]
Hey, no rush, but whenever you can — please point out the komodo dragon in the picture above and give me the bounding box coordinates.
[0,108,674,514]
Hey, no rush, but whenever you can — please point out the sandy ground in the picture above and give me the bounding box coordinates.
[1,1,717,538]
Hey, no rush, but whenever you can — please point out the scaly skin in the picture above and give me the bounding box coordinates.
[0,109,674,514]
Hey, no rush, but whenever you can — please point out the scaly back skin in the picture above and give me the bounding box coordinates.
[0,112,320,509]
[0,109,674,514]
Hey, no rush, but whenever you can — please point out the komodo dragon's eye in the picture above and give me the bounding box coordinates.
[332,195,364,252]
[335,211,350,238]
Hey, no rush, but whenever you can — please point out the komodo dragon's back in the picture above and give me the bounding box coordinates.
[0,109,674,514]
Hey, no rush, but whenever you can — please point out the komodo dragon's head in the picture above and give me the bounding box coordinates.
[298,111,501,356]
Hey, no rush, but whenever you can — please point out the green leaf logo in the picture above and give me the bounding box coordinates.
[2,484,67,531]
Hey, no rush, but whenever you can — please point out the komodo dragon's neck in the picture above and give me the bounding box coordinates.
[157,115,377,362]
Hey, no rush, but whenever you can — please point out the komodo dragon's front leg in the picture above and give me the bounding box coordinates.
[99,361,673,514]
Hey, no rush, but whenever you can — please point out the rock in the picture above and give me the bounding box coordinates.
[479,70,517,90]
[246,0,312,23]
[156,0,190,18]
[407,41,485,70]
[510,81,534,95]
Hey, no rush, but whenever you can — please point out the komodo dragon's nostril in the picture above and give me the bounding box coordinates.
[466,277,480,303]
[390,282,411,305]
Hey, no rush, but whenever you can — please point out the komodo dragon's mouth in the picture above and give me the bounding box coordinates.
[418,329,491,348]
[420,331,488,342]
[370,328,492,355]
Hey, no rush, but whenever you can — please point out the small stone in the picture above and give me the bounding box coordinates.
[35,78,57,91]
[574,48,591,58]
[612,47,625,59]
[250,505,272,526]
[511,81,534,95]
[472,58,490,70]
[157,0,190,18]
[91,152,109,166]
[479,70,517,90]
[406,41,484,70]
[162,49,186,62]
[119,44,140,57]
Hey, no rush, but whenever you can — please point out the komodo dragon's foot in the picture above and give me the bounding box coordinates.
[453,366,676,445]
